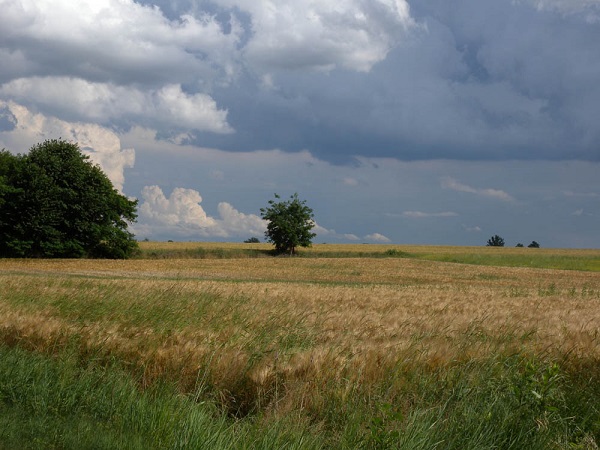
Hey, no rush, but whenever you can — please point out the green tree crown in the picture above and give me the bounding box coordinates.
[260,193,316,255]
[0,139,138,258]
[486,235,505,247]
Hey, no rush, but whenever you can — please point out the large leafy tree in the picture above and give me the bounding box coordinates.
[0,139,138,258]
[260,193,316,255]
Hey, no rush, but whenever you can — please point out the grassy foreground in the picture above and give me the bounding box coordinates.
[1,243,600,448]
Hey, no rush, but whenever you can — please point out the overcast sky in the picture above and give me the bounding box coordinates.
[1,0,599,247]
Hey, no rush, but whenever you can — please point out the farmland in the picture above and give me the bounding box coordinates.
[1,243,600,448]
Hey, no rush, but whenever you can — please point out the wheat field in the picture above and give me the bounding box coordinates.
[2,246,600,423]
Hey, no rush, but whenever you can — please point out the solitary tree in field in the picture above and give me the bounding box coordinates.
[244,237,260,243]
[486,235,505,247]
[260,193,316,255]
[0,139,138,258]
[528,241,540,248]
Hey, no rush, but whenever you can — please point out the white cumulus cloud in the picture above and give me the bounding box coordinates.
[364,233,391,243]
[137,185,266,239]
[312,223,366,242]
[402,211,458,218]
[441,177,515,202]
[139,185,219,231]
[216,202,267,237]
[0,79,233,134]
[0,0,243,85]
[0,100,134,191]
[223,0,415,72]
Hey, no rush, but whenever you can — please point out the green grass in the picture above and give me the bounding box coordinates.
[2,246,600,448]
[2,343,599,449]
[0,345,320,450]
[137,246,271,260]
[136,242,600,272]
[419,251,600,271]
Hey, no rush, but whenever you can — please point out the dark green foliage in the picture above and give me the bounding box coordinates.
[487,235,505,247]
[529,241,540,248]
[260,193,316,255]
[516,243,524,247]
[0,140,138,258]
[244,237,261,243]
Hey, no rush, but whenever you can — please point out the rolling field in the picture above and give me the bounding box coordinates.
[1,244,600,448]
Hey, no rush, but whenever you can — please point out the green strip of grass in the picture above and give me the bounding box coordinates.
[2,342,599,449]
[0,345,319,450]
[136,247,272,260]
[419,252,600,271]
[136,244,600,271]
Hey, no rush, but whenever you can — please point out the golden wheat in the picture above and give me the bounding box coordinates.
[138,240,600,257]
[1,253,599,415]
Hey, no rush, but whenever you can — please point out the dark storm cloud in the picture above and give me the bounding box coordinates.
[0,0,243,90]
[1,0,599,247]
[194,0,600,162]
[1,0,599,162]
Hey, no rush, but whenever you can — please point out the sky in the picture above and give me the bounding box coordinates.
[0,0,599,248]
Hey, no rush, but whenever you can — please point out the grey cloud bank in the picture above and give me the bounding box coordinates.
[0,0,598,247]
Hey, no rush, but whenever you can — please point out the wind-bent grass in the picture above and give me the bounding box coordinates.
[1,245,600,448]
[0,345,319,450]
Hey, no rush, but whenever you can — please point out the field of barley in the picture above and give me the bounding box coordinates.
[1,243,600,448]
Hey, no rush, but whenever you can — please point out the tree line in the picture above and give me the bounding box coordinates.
[0,139,316,259]
[486,235,540,248]
[4,139,543,259]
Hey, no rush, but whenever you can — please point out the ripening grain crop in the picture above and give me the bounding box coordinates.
[1,246,600,448]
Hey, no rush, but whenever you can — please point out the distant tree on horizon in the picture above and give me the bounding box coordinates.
[260,193,316,255]
[486,235,505,247]
[244,237,260,243]
[528,241,540,248]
